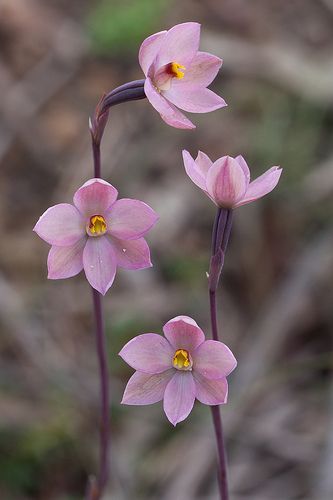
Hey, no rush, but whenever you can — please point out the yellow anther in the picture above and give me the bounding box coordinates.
[87,215,107,237]
[173,349,193,371]
[168,62,186,79]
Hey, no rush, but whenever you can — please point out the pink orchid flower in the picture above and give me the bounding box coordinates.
[139,22,226,129]
[183,150,282,208]
[34,178,158,295]
[119,315,237,426]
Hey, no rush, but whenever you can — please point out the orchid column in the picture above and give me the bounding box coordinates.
[183,151,282,499]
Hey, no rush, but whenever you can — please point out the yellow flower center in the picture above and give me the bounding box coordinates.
[86,215,107,237]
[173,349,193,371]
[168,62,186,79]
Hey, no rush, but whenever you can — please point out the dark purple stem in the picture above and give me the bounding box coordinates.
[100,79,146,113]
[90,80,146,177]
[208,207,233,500]
[211,406,228,500]
[93,287,110,496]
[92,142,101,179]
[85,288,110,500]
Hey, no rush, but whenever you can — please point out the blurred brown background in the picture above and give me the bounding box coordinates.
[0,0,333,499]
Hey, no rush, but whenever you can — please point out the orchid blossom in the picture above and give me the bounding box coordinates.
[183,150,282,208]
[120,315,237,426]
[139,22,226,129]
[34,178,158,295]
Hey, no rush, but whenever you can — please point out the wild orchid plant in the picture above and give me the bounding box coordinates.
[34,21,281,500]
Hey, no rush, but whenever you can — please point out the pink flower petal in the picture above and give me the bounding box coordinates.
[156,22,200,68]
[119,334,174,374]
[196,150,213,172]
[107,199,158,240]
[73,178,118,217]
[144,78,195,129]
[235,167,282,207]
[164,87,226,113]
[47,237,86,279]
[206,156,247,208]
[182,149,211,191]
[163,316,205,352]
[194,373,228,405]
[193,340,237,380]
[34,203,84,246]
[235,155,250,186]
[82,236,116,295]
[121,369,174,405]
[109,236,152,270]
[139,30,167,76]
[172,51,222,89]
[163,371,196,426]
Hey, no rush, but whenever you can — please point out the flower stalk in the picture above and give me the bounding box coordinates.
[209,207,233,500]
[88,287,110,500]
[90,80,146,178]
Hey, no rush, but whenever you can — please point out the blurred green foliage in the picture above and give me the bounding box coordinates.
[161,255,207,286]
[88,0,171,56]
[0,420,82,498]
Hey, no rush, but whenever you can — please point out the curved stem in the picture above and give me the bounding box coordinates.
[101,80,146,113]
[90,80,146,178]
[208,207,233,500]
